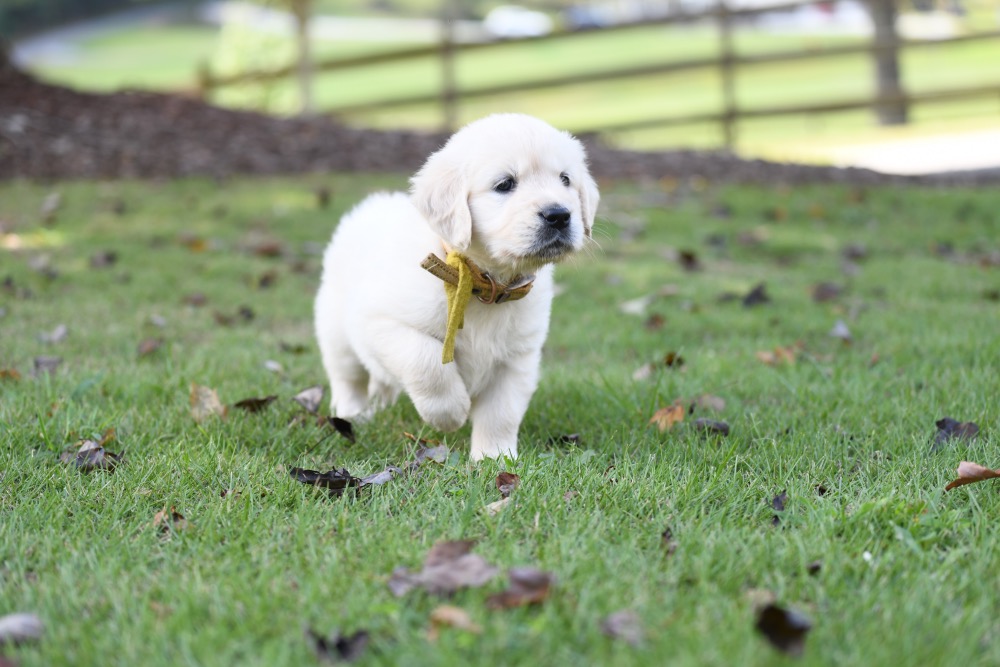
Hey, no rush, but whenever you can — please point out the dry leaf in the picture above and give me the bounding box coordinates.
[293,385,325,414]
[756,345,798,366]
[290,467,360,498]
[233,395,277,413]
[487,567,554,609]
[496,471,520,498]
[484,496,512,516]
[661,527,677,556]
[649,404,685,432]
[693,394,726,412]
[934,418,979,448]
[601,609,643,646]
[770,490,788,527]
[0,368,22,381]
[59,441,123,472]
[0,612,43,646]
[693,418,730,436]
[755,603,812,656]
[305,627,369,663]
[32,356,62,376]
[152,507,188,534]
[189,383,227,422]
[388,540,499,597]
[137,337,163,357]
[742,282,771,307]
[428,605,482,641]
[811,282,843,303]
[37,323,67,344]
[829,320,852,343]
[319,416,355,443]
[945,461,1000,491]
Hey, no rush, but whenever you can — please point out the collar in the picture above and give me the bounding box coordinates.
[420,252,535,305]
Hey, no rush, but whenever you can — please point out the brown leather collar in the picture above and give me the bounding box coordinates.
[420,253,534,304]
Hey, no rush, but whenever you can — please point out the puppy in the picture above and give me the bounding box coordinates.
[314,113,599,460]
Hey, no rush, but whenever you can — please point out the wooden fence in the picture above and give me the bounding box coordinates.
[198,0,1000,149]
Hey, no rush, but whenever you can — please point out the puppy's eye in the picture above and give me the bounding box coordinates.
[493,177,517,194]
[560,172,571,187]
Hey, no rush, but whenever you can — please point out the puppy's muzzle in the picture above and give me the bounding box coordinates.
[539,205,571,231]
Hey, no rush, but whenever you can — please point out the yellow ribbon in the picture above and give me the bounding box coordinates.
[441,250,472,364]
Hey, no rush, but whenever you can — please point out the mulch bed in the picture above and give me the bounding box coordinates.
[1,56,996,186]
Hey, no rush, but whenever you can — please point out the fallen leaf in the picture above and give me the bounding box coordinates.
[678,249,701,272]
[945,461,1000,491]
[811,282,843,303]
[742,282,771,307]
[264,360,284,374]
[693,419,730,436]
[661,527,677,556]
[189,383,227,422]
[89,250,118,268]
[32,356,62,376]
[0,612,43,646]
[152,507,188,534]
[410,445,450,466]
[182,292,207,307]
[496,471,520,498]
[693,394,726,412]
[601,609,643,646]
[807,560,822,576]
[644,313,665,330]
[389,540,499,597]
[280,341,309,354]
[428,605,482,641]
[37,323,67,344]
[649,404,685,432]
[547,433,581,445]
[40,192,61,225]
[756,345,798,366]
[487,567,554,609]
[290,467,360,498]
[934,417,979,448]
[829,320,852,343]
[137,337,163,357]
[293,385,325,414]
[663,351,684,368]
[315,186,332,209]
[233,395,277,413]
[0,368,21,381]
[305,627,369,664]
[59,441,123,472]
[754,603,812,657]
[484,497,512,516]
[320,416,355,443]
[359,467,400,487]
[771,490,788,526]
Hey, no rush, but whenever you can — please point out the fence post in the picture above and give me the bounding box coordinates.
[869,0,908,125]
[715,0,737,151]
[440,0,458,133]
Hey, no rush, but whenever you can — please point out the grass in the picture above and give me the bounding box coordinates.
[1,174,999,665]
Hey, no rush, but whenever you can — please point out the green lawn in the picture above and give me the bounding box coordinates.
[2,175,999,665]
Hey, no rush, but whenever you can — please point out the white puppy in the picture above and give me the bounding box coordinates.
[314,113,599,460]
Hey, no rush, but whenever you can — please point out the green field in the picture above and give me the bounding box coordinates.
[2,174,999,665]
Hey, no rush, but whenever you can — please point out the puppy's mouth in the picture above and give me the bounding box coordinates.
[526,226,577,261]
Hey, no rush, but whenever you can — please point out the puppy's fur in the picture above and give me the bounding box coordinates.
[314,113,599,460]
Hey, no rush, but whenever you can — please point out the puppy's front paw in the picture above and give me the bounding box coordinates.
[416,392,470,433]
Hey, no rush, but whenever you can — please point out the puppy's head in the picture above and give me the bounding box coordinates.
[410,114,599,278]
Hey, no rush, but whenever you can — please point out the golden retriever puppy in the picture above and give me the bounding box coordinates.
[314,113,599,460]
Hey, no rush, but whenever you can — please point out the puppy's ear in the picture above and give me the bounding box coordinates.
[410,151,473,251]
[576,169,600,239]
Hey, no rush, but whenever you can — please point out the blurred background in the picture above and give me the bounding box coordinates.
[6,0,1000,174]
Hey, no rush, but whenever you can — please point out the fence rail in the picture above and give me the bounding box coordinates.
[197,0,1000,149]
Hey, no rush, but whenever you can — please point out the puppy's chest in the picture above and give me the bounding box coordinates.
[452,303,536,387]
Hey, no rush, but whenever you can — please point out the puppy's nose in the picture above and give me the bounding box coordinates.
[540,205,571,231]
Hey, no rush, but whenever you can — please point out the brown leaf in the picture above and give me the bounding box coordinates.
[484,496,512,516]
[233,395,277,413]
[89,250,118,268]
[182,292,207,307]
[770,490,788,526]
[601,609,643,646]
[693,418,730,437]
[945,461,1000,491]
[32,356,62,377]
[290,467,360,498]
[319,416,355,443]
[811,282,843,303]
[293,385,325,414]
[934,418,979,448]
[661,527,677,556]
[742,282,771,307]
[756,345,798,366]
[305,627,369,663]
[389,540,499,597]
[693,394,726,412]
[59,441,123,472]
[0,612,44,646]
[649,404,685,432]
[428,605,482,641]
[152,506,188,534]
[0,368,21,381]
[755,603,811,656]
[678,249,701,272]
[137,337,163,357]
[189,383,227,423]
[496,471,520,498]
[487,567,554,609]
[644,313,665,331]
